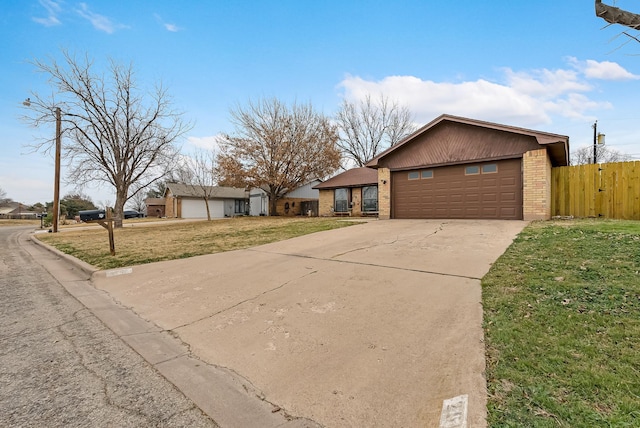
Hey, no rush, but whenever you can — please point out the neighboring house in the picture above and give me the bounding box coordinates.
[314,168,379,217]
[317,114,569,221]
[0,203,39,219]
[164,183,249,219]
[144,198,166,218]
[249,179,322,216]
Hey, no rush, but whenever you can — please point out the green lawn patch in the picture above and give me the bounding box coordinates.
[483,219,640,427]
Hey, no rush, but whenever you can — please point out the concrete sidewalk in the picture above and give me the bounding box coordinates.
[91,219,525,427]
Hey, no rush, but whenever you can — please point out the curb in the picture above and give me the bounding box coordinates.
[29,231,99,278]
[27,230,321,428]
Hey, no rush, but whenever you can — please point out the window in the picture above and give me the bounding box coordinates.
[234,199,246,214]
[465,166,480,175]
[362,186,378,212]
[408,171,420,180]
[482,164,498,174]
[466,164,497,175]
[335,188,349,212]
[421,170,433,179]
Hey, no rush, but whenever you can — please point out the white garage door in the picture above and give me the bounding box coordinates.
[181,199,224,218]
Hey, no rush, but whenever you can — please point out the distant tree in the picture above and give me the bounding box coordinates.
[22,50,190,227]
[30,202,46,212]
[218,98,341,215]
[60,193,97,218]
[571,145,632,165]
[0,187,11,205]
[178,149,220,221]
[128,191,147,213]
[335,94,416,167]
[146,180,167,198]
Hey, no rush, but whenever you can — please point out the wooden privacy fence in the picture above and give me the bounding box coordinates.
[552,161,640,220]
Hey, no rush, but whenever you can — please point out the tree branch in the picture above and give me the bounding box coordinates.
[596,0,640,30]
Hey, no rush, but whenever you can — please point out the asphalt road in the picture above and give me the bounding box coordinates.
[0,226,218,428]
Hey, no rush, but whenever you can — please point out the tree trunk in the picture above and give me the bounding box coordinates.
[269,192,279,216]
[113,196,125,228]
[203,196,212,221]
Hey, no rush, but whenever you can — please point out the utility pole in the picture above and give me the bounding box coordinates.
[592,120,598,164]
[53,107,61,233]
[23,98,62,232]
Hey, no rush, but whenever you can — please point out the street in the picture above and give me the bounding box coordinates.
[0,226,217,427]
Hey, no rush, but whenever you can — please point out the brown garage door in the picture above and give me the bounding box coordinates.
[392,158,522,220]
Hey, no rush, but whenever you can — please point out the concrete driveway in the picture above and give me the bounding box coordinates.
[93,219,526,427]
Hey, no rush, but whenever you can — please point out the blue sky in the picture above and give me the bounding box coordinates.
[2,0,640,206]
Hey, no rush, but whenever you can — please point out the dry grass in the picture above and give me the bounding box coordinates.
[36,217,362,270]
[0,219,40,227]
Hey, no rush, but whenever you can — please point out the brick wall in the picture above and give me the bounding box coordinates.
[318,190,334,216]
[351,187,362,216]
[523,148,552,220]
[318,187,371,217]
[165,192,176,218]
[274,197,311,216]
[147,204,165,218]
[378,168,391,219]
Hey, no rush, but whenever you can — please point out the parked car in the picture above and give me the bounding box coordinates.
[78,209,106,222]
[123,210,144,219]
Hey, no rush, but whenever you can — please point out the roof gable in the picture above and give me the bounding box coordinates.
[366,114,570,168]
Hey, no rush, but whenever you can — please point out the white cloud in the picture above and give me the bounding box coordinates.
[584,59,639,80]
[338,59,617,128]
[33,0,62,27]
[568,57,639,81]
[503,68,591,98]
[186,135,222,151]
[76,3,126,34]
[154,13,181,32]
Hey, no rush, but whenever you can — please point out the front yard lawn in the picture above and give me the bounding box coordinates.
[36,217,361,270]
[483,219,640,426]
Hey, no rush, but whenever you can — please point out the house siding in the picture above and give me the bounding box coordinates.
[285,180,321,199]
[374,122,541,171]
[249,181,321,216]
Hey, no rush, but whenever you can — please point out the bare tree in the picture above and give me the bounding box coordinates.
[145,173,179,198]
[335,94,416,167]
[22,50,190,227]
[596,1,640,30]
[571,145,632,165]
[178,149,219,221]
[128,191,147,213]
[0,187,10,205]
[216,155,252,189]
[218,98,341,216]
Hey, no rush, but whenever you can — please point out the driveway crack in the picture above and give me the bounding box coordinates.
[170,269,318,331]
[279,221,449,260]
